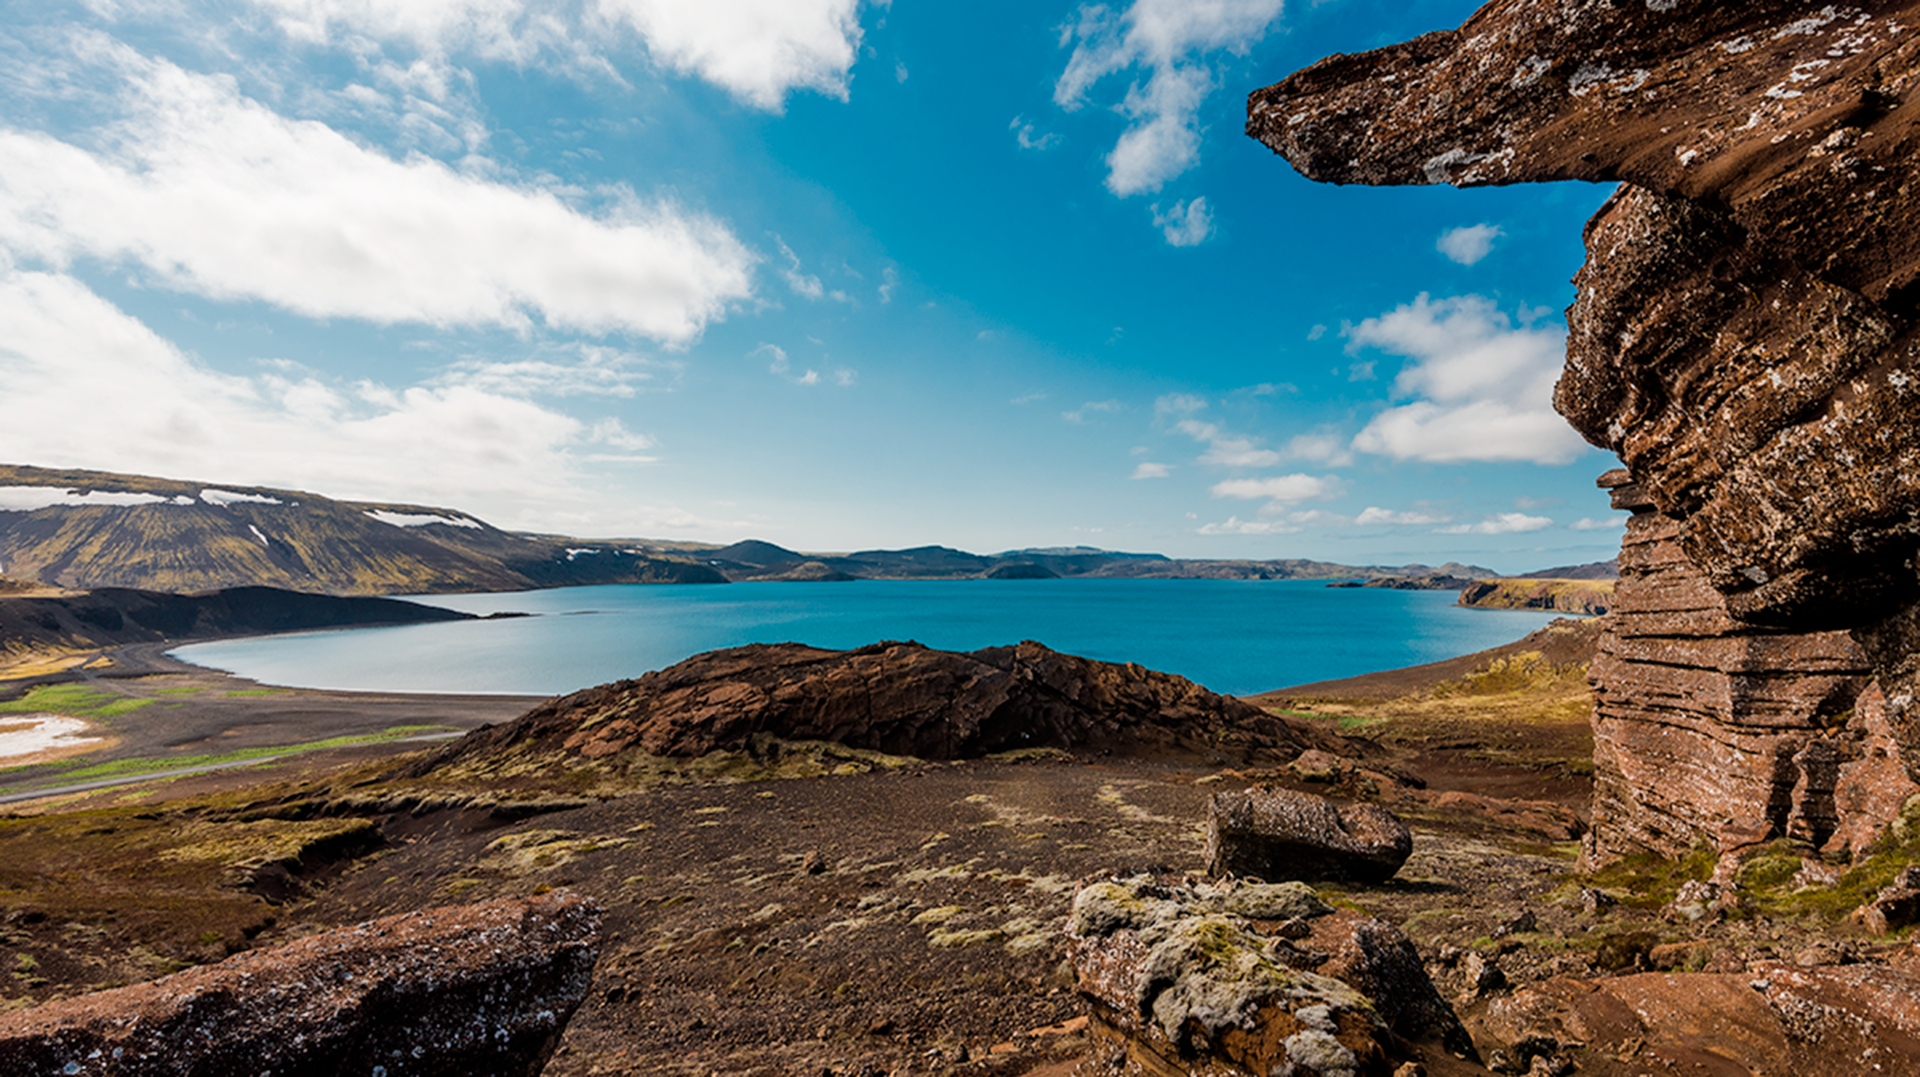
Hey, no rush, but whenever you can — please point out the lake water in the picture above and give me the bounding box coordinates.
[172,579,1568,698]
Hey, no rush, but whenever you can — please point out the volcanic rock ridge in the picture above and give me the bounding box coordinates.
[403,639,1355,789]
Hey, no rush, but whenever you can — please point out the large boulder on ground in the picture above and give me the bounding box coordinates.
[405,640,1354,787]
[1207,786,1413,883]
[0,890,601,1076]
[1066,874,1474,1076]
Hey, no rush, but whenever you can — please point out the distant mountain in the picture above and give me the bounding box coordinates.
[0,465,723,596]
[0,463,1520,596]
[1514,559,1620,581]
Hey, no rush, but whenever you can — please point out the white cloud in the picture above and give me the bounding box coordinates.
[1435,512,1554,535]
[438,345,679,398]
[1155,392,1207,416]
[601,0,867,111]
[1571,515,1628,531]
[1010,115,1062,151]
[1284,433,1353,467]
[1063,399,1124,423]
[1436,223,1503,266]
[1054,0,1286,196]
[1346,294,1589,465]
[1198,438,1280,468]
[1209,473,1341,504]
[1173,416,1290,469]
[1130,462,1172,479]
[1150,196,1213,246]
[878,265,899,303]
[250,0,871,112]
[0,264,647,508]
[0,46,756,344]
[1355,506,1451,526]
[776,239,825,300]
[1196,515,1297,535]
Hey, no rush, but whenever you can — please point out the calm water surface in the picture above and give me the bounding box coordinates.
[172,579,1568,697]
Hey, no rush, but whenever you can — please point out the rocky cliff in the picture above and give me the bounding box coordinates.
[1254,1,1920,863]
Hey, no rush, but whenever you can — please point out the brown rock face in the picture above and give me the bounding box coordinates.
[411,640,1350,779]
[1477,962,1920,1075]
[0,890,601,1076]
[1253,1,1920,857]
[1206,787,1413,883]
[1587,474,1916,864]
[1066,875,1473,1076]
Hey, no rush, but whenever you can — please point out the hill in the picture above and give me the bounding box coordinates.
[0,465,723,595]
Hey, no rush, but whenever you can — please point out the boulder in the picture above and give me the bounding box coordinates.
[1065,874,1474,1076]
[1206,787,1413,883]
[407,640,1354,784]
[0,891,601,1076]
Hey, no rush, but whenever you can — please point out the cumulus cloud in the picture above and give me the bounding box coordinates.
[1436,223,1503,266]
[1130,462,1172,479]
[439,345,680,398]
[1572,515,1628,531]
[1355,506,1452,526]
[1346,294,1589,465]
[776,238,825,300]
[1150,196,1213,246]
[0,46,755,344]
[1209,473,1342,505]
[249,0,870,111]
[1435,512,1554,535]
[1284,433,1353,467]
[1196,515,1297,535]
[0,263,645,508]
[1054,0,1286,196]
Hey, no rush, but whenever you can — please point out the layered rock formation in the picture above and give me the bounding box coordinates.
[1254,1,1920,861]
[1589,469,1915,863]
[407,640,1353,787]
[0,890,600,1076]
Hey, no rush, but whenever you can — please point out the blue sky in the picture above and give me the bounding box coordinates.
[0,0,1626,571]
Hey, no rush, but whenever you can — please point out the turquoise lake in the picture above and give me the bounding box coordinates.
[171,579,1569,698]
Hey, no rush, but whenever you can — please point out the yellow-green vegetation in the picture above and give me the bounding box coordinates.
[479,829,633,874]
[223,688,287,698]
[1271,649,1595,774]
[0,789,386,986]
[0,684,153,720]
[1458,578,1614,615]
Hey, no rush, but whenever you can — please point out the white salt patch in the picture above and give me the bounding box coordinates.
[202,489,283,507]
[364,510,482,530]
[0,487,174,511]
[0,715,103,760]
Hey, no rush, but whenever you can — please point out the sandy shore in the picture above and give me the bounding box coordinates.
[0,641,545,806]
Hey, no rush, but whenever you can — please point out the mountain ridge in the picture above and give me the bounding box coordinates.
[3,464,1532,594]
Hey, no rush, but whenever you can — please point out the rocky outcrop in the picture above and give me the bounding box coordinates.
[1066,874,1473,1076]
[406,640,1354,785]
[0,890,601,1076]
[1253,2,1920,861]
[1206,787,1413,883]
[1477,961,1920,1076]
[1587,471,1915,864]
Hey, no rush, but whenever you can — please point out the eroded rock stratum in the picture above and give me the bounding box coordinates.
[1253,1,1920,863]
